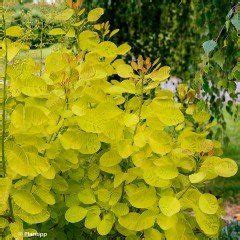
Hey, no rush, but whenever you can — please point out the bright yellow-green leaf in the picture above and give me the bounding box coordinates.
[117,139,134,158]
[9,220,23,240]
[127,186,157,208]
[66,28,75,38]
[100,150,122,167]
[48,28,66,35]
[87,8,104,22]
[6,26,23,37]
[0,217,9,228]
[119,210,155,231]
[148,130,173,155]
[78,188,96,204]
[159,196,181,217]
[156,213,178,230]
[78,30,100,50]
[85,206,101,229]
[88,164,100,181]
[60,129,100,154]
[111,203,129,217]
[65,206,87,223]
[214,158,238,177]
[179,130,214,153]
[195,209,220,235]
[179,188,201,209]
[123,113,139,127]
[55,8,74,21]
[0,178,11,205]
[198,193,219,215]
[165,216,196,240]
[12,190,43,214]
[116,64,134,78]
[144,228,164,240]
[147,100,184,126]
[149,66,170,81]
[189,172,206,183]
[14,206,50,224]
[97,213,115,235]
[118,43,131,55]
[143,169,171,187]
[7,43,22,61]
[109,29,120,38]
[33,188,55,205]
[95,41,118,58]
[107,80,136,94]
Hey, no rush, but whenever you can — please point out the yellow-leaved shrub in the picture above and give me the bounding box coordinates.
[0,4,238,240]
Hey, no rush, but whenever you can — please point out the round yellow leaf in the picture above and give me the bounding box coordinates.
[159,196,181,217]
[156,213,178,230]
[214,158,238,178]
[87,8,104,22]
[65,206,87,223]
[6,26,23,37]
[116,64,134,78]
[189,172,206,183]
[198,193,219,215]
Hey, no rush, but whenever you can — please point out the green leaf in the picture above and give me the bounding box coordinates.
[203,40,217,55]
[231,13,240,31]
[212,51,225,69]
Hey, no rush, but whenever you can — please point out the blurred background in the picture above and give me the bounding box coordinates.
[1,0,240,238]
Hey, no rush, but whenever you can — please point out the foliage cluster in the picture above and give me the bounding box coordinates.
[0,3,239,240]
[3,0,239,141]
[83,0,239,142]
[0,3,59,50]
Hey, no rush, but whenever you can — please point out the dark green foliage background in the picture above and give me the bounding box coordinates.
[83,0,236,77]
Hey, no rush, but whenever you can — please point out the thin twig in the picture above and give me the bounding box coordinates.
[215,3,238,42]
[1,9,15,223]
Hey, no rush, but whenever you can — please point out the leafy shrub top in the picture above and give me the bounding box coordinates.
[0,5,238,240]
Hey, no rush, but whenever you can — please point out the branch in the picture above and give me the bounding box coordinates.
[1,9,15,223]
[215,3,238,42]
